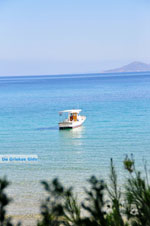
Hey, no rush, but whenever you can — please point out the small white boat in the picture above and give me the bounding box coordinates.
[58,109,86,129]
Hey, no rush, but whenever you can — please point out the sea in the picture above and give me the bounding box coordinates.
[0,72,150,224]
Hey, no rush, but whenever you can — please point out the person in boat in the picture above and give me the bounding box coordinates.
[70,113,73,121]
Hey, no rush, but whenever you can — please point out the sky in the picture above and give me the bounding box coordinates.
[0,0,150,76]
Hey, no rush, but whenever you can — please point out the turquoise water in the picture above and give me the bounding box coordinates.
[1,72,150,217]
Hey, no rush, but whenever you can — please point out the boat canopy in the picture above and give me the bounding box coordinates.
[59,109,82,114]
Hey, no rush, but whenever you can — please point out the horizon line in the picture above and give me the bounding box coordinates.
[0,71,150,78]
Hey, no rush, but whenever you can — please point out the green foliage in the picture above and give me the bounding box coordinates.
[81,176,108,226]
[0,177,13,226]
[38,178,82,226]
[0,178,21,226]
[37,178,65,226]
[106,159,127,226]
[123,155,134,173]
[38,176,110,226]
[125,164,150,226]
[2,157,150,226]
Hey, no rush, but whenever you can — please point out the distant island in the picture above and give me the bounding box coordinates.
[104,61,150,73]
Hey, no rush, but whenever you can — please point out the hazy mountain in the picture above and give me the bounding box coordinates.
[104,61,150,73]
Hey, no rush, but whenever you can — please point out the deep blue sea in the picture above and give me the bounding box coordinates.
[1,72,150,219]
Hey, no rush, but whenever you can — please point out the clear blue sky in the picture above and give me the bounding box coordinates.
[0,0,150,76]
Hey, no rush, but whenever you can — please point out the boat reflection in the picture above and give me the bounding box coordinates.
[59,126,85,146]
